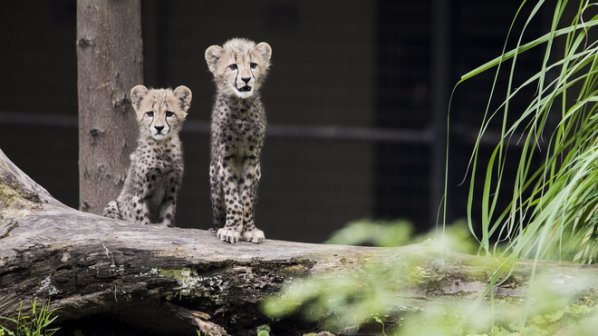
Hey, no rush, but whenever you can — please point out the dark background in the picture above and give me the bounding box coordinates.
[0,0,549,243]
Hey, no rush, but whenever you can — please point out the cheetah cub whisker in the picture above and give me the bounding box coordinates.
[103,85,192,227]
[205,38,272,244]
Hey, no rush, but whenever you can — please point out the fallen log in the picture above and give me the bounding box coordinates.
[0,148,597,335]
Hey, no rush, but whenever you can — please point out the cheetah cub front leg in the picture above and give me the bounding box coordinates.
[205,38,272,243]
[213,156,264,244]
[239,158,265,243]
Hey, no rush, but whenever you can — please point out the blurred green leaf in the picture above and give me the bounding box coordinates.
[326,219,413,247]
[256,324,271,336]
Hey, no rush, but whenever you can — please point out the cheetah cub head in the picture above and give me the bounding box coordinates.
[205,38,272,99]
[130,85,192,141]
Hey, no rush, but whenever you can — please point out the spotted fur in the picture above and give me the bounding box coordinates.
[205,38,272,243]
[103,85,192,227]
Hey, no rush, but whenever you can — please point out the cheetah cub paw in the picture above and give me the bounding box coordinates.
[243,229,265,244]
[217,227,242,244]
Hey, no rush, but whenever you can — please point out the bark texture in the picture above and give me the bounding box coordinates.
[76,0,143,214]
[1,149,598,335]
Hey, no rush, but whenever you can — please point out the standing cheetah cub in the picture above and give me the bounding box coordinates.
[103,85,192,227]
[205,38,272,243]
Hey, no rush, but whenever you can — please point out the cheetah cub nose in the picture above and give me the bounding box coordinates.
[154,126,165,133]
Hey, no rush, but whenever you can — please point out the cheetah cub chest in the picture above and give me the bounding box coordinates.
[103,85,192,227]
[205,38,272,243]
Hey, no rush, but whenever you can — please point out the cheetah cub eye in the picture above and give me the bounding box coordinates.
[130,85,192,141]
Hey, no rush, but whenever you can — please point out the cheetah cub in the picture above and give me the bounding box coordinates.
[205,38,272,243]
[103,85,192,227]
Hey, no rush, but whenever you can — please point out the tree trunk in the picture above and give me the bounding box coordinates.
[76,0,143,214]
[1,149,597,336]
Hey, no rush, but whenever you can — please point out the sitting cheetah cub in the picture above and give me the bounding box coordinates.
[205,38,272,243]
[103,85,192,227]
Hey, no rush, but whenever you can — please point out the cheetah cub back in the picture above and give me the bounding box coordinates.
[103,85,192,227]
[205,38,272,243]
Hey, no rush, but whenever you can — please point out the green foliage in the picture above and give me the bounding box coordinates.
[264,224,598,334]
[326,219,413,247]
[263,262,397,329]
[397,275,598,336]
[456,0,598,263]
[256,324,271,336]
[263,222,497,331]
[327,219,478,254]
[0,299,59,336]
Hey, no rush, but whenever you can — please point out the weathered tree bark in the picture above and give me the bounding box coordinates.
[1,149,598,336]
[76,0,143,214]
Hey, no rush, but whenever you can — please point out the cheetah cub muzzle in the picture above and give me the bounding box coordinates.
[103,85,192,227]
[205,38,272,243]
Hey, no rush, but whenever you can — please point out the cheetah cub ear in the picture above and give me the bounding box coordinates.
[205,45,224,73]
[256,42,272,64]
[174,85,192,113]
[130,85,149,111]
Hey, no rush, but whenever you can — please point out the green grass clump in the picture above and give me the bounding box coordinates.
[456,0,598,263]
[0,299,59,336]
